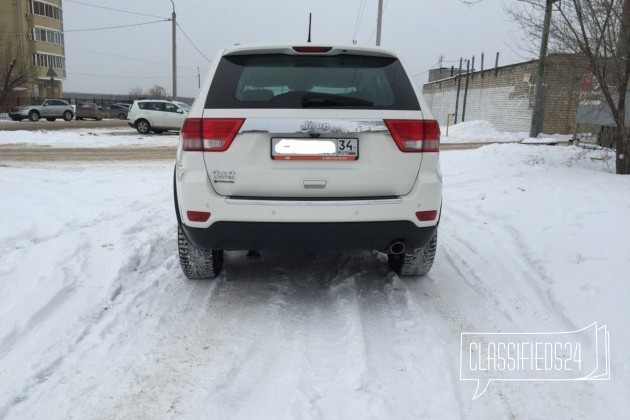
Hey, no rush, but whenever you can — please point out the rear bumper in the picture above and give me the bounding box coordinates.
[181,220,438,252]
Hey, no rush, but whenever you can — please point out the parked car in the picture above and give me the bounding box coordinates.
[127,99,188,134]
[9,99,74,122]
[75,102,102,121]
[174,45,442,279]
[100,103,129,120]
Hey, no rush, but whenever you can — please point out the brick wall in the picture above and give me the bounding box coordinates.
[542,55,589,134]
[422,55,587,134]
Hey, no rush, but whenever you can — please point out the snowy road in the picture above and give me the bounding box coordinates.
[0,143,628,419]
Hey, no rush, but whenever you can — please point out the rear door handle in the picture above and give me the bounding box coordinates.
[303,180,327,189]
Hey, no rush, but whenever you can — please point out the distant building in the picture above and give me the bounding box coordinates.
[423,54,589,135]
[0,0,66,100]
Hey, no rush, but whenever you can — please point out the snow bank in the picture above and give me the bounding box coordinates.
[441,120,574,145]
[441,120,527,143]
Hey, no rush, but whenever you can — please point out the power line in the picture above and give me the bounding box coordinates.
[176,22,211,63]
[65,46,196,70]
[67,71,197,79]
[64,0,165,19]
[352,0,367,42]
[64,19,169,33]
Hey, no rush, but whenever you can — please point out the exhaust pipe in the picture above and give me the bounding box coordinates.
[389,241,405,255]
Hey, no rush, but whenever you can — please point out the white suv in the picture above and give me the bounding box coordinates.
[174,45,442,278]
[127,99,189,134]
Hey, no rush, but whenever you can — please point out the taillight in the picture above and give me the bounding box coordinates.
[292,46,333,53]
[181,118,245,152]
[384,119,440,153]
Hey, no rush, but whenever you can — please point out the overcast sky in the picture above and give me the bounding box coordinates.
[62,0,530,98]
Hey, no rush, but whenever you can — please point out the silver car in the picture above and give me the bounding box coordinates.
[9,99,74,122]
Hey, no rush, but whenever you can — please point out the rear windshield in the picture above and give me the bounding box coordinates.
[205,54,420,110]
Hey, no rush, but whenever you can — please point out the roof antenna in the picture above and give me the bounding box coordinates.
[307,13,312,43]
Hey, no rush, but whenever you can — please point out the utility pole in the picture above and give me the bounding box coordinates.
[170,0,177,101]
[462,59,470,122]
[530,0,558,138]
[454,58,463,124]
[376,0,383,46]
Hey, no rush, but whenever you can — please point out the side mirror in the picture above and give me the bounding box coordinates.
[177,108,183,114]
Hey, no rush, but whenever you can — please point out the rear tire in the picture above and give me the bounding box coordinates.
[388,231,437,277]
[63,111,73,121]
[136,119,151,134]
[178,225,223,279]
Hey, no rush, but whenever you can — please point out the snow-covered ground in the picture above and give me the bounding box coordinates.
[0,127,178,148]
[0,126,628,419]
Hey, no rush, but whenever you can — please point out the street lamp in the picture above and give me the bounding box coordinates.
[170,0,177,101]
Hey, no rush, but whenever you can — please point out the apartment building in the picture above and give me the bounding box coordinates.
[0,0,65,100]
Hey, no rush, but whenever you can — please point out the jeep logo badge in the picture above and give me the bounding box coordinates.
[301,121,331,133]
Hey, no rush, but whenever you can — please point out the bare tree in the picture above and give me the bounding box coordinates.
[509,0,630,174]
[147,84,168,98]
[128,86,144,100]
[0,34,32,108]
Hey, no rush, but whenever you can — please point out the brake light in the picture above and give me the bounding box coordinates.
[384,119,440,153]
[181,118,245,152]
[292,46,333,53]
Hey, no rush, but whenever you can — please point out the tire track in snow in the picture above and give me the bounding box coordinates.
[443,202,577,331]
[0,204,177,420]
[89,253,295,419]
[349,258,464,420]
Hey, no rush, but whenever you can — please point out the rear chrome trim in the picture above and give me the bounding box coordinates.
[225,197,402,206]
[239,117,388,136]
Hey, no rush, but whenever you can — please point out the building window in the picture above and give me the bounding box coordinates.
[31,1,63,21]
[33,53,65,71]
[33,27,64,46]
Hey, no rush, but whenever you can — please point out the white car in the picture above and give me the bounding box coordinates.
[127,99,189,134]
[174,45,442,278]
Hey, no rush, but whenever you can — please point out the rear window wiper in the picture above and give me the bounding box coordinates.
[300,93,374,108]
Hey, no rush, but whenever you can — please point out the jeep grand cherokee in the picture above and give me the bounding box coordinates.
[174,45,442,278]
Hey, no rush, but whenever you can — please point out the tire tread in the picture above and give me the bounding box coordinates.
[178,225,223,279]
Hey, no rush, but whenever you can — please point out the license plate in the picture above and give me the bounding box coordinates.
[272,138,358,161]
